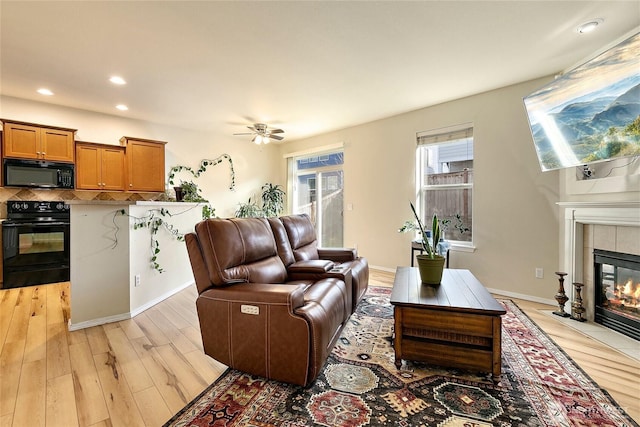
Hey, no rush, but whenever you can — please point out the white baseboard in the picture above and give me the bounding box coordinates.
[485,287,556,307]
[69,312,132,331]
[129,280,194,317]
[68,280,195,331]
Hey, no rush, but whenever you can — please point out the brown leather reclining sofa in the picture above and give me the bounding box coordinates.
[185,213,369,386]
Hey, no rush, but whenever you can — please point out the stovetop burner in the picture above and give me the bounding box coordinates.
[6,200,70,221]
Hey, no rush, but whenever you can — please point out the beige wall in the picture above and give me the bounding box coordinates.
[279,77,562,302]
[0,95,281,218]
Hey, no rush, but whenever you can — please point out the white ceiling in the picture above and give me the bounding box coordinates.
[1,1,639,142]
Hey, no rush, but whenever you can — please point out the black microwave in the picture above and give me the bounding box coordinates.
[3,159,74,189]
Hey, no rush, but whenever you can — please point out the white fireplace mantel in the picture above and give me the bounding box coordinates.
[558,201,640,226]
[558,201,640,307]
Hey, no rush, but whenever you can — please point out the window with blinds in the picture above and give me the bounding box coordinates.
[416,124,473,244]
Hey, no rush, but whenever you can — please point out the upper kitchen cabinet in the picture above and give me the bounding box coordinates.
[120,136,167,192]
[76,141,126,191]
[1,119,76,163]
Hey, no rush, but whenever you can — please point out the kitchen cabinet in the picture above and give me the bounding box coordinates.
[120,137,167,192]
[1,119,76,162]
[75,142,126,191]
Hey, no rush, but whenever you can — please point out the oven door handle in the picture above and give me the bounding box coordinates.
[2,221,70,227]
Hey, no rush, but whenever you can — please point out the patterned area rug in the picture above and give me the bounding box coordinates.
[164,287,638,427]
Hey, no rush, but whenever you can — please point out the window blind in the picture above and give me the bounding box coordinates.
[417,123,473,146]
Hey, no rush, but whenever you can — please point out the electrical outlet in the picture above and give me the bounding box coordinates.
[135,274,141,286]
[535,268,543,279]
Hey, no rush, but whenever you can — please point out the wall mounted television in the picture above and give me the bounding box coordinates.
[524,32,640,172]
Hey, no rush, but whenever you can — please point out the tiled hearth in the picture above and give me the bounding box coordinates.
[543,310,639,360]
[558,201,640,357]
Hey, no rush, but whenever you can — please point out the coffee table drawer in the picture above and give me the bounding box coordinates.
[402,339,494,373]
[401,307,495,337]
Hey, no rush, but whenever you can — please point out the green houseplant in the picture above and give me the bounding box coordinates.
[399,202,446,285]
[235,197,263,218]
[234,183,286,218]
[179,181,207,202]
[261,183,286,217]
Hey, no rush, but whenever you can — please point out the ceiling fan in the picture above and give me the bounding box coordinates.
[234,123,284,144]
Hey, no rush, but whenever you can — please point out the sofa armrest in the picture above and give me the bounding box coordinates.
[318,247,358,262]
[287,267,353,316]
[196,282,312,385]
[199,282,306,309]
[288,259,334,274]
[185,232,215,294]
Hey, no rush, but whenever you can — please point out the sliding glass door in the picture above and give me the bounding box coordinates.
[292,151,344,247]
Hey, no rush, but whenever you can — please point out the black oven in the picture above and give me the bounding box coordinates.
[2,201,70,288]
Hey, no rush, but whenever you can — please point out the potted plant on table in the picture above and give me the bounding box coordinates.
[399,202,446,285]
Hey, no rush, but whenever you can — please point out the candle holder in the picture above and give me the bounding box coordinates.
[553,272,570,317]
[571,282,586,322]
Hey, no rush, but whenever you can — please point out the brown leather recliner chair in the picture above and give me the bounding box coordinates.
[279,214,369,312]
[185,217,352,386]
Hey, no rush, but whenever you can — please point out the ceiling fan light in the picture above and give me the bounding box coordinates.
[237,123,283,144]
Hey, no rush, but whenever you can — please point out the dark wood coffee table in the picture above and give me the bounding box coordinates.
[390,267,506,378]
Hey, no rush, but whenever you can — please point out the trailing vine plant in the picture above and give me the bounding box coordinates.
[168,154,236,191]
[115,203,215,273]
[132,208,184,273]
[110,154,232,273]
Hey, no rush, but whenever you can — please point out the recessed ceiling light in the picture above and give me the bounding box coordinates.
[37,88,54,96]
[577,19,603,34]
[109,76,126,85]
[116,104,128,111]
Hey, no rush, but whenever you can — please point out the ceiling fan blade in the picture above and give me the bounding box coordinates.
[233,132,253,136]
[247,126,257,132]
[269,128,284,134]
[269,134,284,141]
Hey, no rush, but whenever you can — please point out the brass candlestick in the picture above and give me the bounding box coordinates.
[571,282,586,322]
[553,272,570,317]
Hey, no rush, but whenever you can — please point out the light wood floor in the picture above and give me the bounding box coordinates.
[0,269,638,426]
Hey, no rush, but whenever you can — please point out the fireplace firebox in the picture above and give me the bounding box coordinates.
[594,249,640,341]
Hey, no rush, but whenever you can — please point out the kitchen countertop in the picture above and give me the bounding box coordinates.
[65,200,202,206]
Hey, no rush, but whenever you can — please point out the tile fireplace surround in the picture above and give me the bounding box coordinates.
[558,201,640,356]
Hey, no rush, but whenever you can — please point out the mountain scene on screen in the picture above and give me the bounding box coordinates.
[530,79,640,170]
